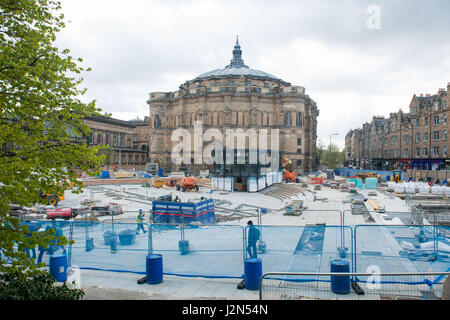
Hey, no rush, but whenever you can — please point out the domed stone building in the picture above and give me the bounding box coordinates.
[147,39,319,189]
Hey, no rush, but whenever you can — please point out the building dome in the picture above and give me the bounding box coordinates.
[195,66,281,81]
[194,38,282,82]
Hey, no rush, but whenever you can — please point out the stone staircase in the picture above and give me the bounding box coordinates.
[258,183,305,200]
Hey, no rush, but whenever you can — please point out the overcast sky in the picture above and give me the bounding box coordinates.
[56,0,450,149]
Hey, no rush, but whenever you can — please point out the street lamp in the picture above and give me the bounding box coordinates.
[329,133,338,151]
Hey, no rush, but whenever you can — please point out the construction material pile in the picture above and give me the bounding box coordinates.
[387,181,450,195]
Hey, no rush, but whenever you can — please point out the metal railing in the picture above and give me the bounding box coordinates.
[259,271,450,300]
[17,208,449,279]
[405,193,450,226]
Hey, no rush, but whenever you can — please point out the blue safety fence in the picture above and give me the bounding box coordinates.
[9,218,450,283]
[243,225,353,275]
[337,167,407,181]
[71,221,151,274]
[152,199,215,224]
[151,224,244,278]
[14,220,72,267]
[353,225,450,276]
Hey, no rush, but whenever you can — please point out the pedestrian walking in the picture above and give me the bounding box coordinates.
[136,209,146,234]
[246,220,260,259]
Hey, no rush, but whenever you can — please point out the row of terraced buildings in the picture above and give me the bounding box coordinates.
[345,83,450,171]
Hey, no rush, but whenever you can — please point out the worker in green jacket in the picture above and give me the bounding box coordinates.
[136,209,146,234]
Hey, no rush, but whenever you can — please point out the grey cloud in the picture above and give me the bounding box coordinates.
[55,0,450,148]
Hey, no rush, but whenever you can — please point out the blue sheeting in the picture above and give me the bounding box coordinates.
[337,167,407,181]
[295,225,325,253]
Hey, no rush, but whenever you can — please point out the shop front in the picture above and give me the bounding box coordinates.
[397,159,412,171]
[412,158,445,171]
[371,158,384,170]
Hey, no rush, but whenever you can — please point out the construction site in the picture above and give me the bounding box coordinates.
[8,165,450,300]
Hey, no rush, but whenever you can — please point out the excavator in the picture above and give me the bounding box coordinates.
[39,191,64,206]
[282,155,297,183]
[283,170,297,183]
[176,176,200,192]
[390,170,402,183]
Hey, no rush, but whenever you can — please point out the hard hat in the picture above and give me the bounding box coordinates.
[139,209,143,212]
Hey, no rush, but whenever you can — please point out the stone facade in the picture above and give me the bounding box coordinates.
[82,115,150,171]
[345,83,449,171]
[146,40,319,176]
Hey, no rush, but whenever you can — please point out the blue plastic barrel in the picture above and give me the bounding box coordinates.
[49,253,68,282]
[146,254,163,284]
[101,170,110,179]
[244,258,262,290]
[330,259,350,294]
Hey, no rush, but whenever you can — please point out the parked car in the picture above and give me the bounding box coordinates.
[329,181,339,189]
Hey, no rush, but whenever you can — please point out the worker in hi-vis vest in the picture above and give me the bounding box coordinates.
[136,209,146,234]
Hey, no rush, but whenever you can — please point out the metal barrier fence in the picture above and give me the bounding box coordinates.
[259,272,450,300]
[336,167,407,181]
[353,224,450,276]
[15,209,450,280]
[242,224,353,274]
[405,193,450,225]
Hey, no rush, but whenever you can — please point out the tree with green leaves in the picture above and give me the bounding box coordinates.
[0,0,105,299]
[320,143,345,170]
